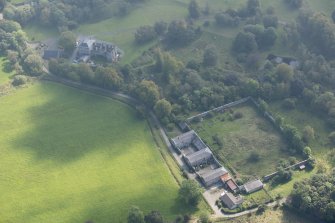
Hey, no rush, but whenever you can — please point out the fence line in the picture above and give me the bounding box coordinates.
[263,159,310,181]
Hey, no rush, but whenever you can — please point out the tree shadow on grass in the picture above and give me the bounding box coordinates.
[69,187,197,223]
[11,82,145,163]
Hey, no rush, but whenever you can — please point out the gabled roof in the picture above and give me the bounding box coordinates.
[185,148,212,165]
[199,167,228,183]
[243,179,263,193]
[171,130,196,148]
[220,191,243,209]
[226,179,238,191]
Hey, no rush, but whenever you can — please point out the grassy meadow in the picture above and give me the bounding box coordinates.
[191,103,292,179]
[0,82,192,223]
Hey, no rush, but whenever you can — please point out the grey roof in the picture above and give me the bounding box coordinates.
[171,130,196,149]
[243,179,263,193]
[184,148,212,165]
[43,50,61,59]
[199,167,228,183]
[220,192,243,209]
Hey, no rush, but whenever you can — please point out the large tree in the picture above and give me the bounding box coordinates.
[154,99,172,119]
[135,80,160,107]
[179,180,202,206]
[188,0,200,19]
[58,31,76,53]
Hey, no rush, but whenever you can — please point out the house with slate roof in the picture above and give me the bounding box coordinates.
[220,191,244,209]
[199,167,228,187]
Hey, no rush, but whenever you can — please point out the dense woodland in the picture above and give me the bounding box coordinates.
[1,0,335,222]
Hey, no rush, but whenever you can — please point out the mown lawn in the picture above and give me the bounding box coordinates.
[191,103,293,178]
[0,82,192,223]
[0,57,14,85]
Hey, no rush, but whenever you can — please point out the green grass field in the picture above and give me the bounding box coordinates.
[0,82,193,223]
[0,57,14,85]
[191,103,292,178]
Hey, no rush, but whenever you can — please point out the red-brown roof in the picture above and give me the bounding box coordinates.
[220,173,231,182]
[226,179,238,191]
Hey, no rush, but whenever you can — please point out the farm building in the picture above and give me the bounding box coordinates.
[243,179,264,194]
[77,38,122,62]
[220,191,244,209]
[199,167,228,187]
[183,148,213,167]
[171,130,207,153]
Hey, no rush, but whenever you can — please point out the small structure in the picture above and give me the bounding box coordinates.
[226,179,239,193]
[220,191,244,209]
[243,179,264,194]
[220,173,232,183]
[183,148,213,168]
[177,122,190,132]
[199,167,228,187]
[43,50,62,60]
[299,164,306,170]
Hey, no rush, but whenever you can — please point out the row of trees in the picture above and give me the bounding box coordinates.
[3,0,144,30]
[0,19,44,77]
[135,19,202,47]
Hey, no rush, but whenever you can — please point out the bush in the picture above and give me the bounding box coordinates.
[233,111,243,119]
[282,98,296,110]
[248,151,260,162]
[12,75,27,86]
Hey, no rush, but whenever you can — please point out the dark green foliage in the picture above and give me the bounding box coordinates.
[215,12,240,27]
[135,80,160,108]
[12,75,27,86]
[291,172,335,222]
[154,21,167,36]
[128,206,145,223]
[135,26,156,44]
[263,15,278,28]
[154,99,172,119]
[232,32,257,53]
[298,11,335,58]
[179,180,201,206]
[248,151,260,162]
[203,47,218,67]
[166,20,201,46]
[329,131,335,145]
[58,31,76,53]
[144,211,164,223]
[284,0,304,9]
[188,0,200,19]
[282,98,296,110]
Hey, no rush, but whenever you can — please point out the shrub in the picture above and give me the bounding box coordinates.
[282,98,296,110]
[12,75,27,86]
[248,151,260,162]
[233,111,243,119]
